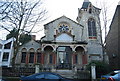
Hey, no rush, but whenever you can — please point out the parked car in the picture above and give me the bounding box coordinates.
[0,77,9,81]
[100,70,120,81]
[20,72,73,81]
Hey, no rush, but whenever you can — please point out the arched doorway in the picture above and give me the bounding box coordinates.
[75,46,84,53]
[44,46,54,53]
[56,46,72,69]
[75,46,87,65]
[44,46,54,65]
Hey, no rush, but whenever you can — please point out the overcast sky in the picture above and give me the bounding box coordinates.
[0,0,120,40]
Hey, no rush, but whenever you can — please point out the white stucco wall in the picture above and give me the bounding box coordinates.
[0,37,15,67]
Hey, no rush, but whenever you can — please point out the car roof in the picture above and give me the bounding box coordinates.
[28,72,62,77]
[36,72,59,75]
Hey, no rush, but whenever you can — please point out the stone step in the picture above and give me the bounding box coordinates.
[55,70,74,79]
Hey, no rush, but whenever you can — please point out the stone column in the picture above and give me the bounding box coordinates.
[35,64,40,73]
[72,52,76,71]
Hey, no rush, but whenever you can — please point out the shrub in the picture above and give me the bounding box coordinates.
[86,61,112,78]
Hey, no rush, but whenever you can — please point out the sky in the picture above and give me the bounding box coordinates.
[0,0,120,40]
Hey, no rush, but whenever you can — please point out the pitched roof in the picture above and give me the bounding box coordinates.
[44,16,83,27]
[81,2,91,9]
[109,5,120,31]
[19,40,41,47]
[81,2,101,10]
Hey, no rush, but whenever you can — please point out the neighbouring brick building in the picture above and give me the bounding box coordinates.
[105,3,120,70]
[15,0,103,71]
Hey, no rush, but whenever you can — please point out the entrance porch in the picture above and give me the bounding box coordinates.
[42,44,88,70]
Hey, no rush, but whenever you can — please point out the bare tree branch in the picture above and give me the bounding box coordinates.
[0,0,47,66]
[1,25,11,32]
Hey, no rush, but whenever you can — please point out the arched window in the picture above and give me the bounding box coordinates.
[88,18,97,39]
[37,49,41,63]
[49,54,53,64]
[29,52,34,63]
[29,48,35,63]
[21,48,27,63]
[37,52,41,63]
[21,52,26,63]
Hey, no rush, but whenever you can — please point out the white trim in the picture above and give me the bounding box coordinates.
[0,37,15,67]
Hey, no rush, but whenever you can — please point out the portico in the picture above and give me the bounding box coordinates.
[41,42,88,70]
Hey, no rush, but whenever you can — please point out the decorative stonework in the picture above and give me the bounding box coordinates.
[58,24,69,33]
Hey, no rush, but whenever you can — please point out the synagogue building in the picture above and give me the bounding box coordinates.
[15,0,103,71]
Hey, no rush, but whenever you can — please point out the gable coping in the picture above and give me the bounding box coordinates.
[44,16,84,27]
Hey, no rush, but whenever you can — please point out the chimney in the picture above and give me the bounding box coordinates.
[31,35,36,40]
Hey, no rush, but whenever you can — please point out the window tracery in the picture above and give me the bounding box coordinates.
[59,24,69,32]
[88,18,97,39]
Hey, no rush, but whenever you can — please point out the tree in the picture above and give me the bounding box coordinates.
[100,1,110,40]
[93,0,111,62]
[0,0,47,66]
[95,0,111,40]
[86,61,112,78]
[7,29,32,45]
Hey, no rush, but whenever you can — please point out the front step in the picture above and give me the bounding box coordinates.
[54,70,75,79]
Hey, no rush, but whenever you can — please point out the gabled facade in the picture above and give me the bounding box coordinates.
[41,16,88,69]
[0,37,15,67]
[41,16,84,42]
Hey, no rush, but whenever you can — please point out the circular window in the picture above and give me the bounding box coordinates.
[59,24,69,32]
